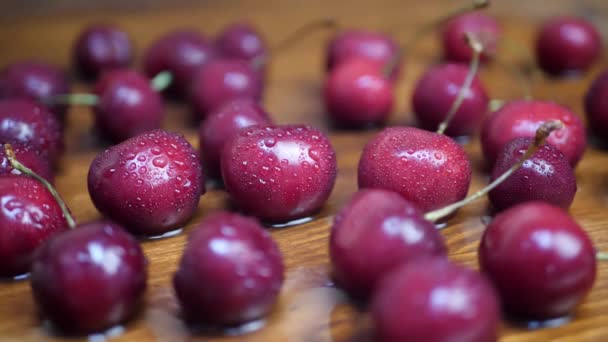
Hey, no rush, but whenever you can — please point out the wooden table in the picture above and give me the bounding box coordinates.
[1,0,608,340]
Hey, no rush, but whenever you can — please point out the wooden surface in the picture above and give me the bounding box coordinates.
[1,0,608,341]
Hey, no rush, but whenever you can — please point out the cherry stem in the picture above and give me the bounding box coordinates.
[251,18,337,70]
[597,252,608,261]
[424,120,564,223]
[151,71,173,92]
[42,93,98,106]
[383,0,489,78]
[436,33,483,135]
[4,144,76,229]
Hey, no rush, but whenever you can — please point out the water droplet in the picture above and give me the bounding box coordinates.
[152,156,168,168]
[263,138,276,147]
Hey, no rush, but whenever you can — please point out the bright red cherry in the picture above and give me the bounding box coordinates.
[329,189,446,298]
[535,16,602,76]
[0,143,53,183]
[174,212,283,327]
[584,69,608,144]
[216,22,267,64]
[372,258,500,342]
[358,127,472,213]
[73,24,133,78]
[442,12,500,62]
[481,99,586,167]
[221,125,337,224]
[480,202,596,321]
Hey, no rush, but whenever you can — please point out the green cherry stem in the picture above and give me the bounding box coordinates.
[151,71,173,92]
[597,252,608,261]
[43,93,99,106]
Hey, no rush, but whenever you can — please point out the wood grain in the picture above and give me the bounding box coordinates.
[1,0,608,341]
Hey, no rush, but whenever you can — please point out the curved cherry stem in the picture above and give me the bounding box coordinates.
[424,120,564,223]
[4,144,76,229]
[436,33,483,135]
[251,18,337,70]
[43,93,98,106]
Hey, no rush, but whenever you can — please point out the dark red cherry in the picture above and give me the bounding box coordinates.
[372,258,500,342]
[358,127,472,213]
[442,12,500,63]
[0,99,63,164]
[143,30,217,96]
[413,63,489,136]
[0,61,71,120]
[31,220,147,333]
[221,125,337,223]
[329,189,446,298]
[174,211,283,327]
[324,58,394,128]
[326,30,400,81]
[584,69,608,143]
[0,143,53,183]
[216,22,267,64]
[93,69,164,142]
[88,130,204,236]
[199,99,270,180]
[480,202,596,321]
[535,16,602,76]
[73,24,133,78]
[481,99,586,167]
[489,137,576,211]
[190,59,262,118]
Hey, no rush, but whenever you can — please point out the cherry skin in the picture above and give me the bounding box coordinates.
[489,137,576,211]
[215,22,267,64]
[326,30,400,81]
[190,59,262,118]
[143,30,216,96]
[73,24,133,78]
[88,129,204,236]
[329,189,446,298]
[358,127,472,213]
[323,58,394,128]
[0,175,69,278]
[584,69,608,144]
[199,99,271,181]
[0,61,71,120]
[174,211,284,327]
[221,125,337,224]
[412,63,489,137]
[479,202,596,321]
[535,16,602,76]
[0,99,63,164]
[481,99,586,168]
[442,12,500,63]
[0,143,53,183]
[93,69,164,143]
[30,220,147,333]
[371,258,500,342]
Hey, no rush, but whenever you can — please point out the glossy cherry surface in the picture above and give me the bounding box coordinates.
[93,69,164,142]
[216,22,267,63]
[584,69,608,143]
[329,189,446,298]
[73,24,133,78]
[371,258,500,342]
[0,175,69,278]
[221,125,337,223]
[324,58,393,128]
[190,59,262,118]
[0,143,53,183]
[174,211,284,327]
[199,99,270,180]
[30,220,147,333]
[535,16,601,75]
[489,137,576,211]
[479,202,596,320]
[481,99,586,167]
[88,130,204,236]
[358,126,472,213]
[442,12,500,62]
[412,63,489,136]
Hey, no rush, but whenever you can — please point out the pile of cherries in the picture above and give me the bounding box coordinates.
[0,0,606,340]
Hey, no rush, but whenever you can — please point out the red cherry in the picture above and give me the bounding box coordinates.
[480,202,596,321]
[371,258,500,342]
[329,189,446,298]
[481,99,586,167]
[88,130,204,236]
[215,22,267,64]
[174,211,283,327]
[73,24,133,78]
[584,69,608,143]
[0,143,53,183]
[31,220,147,333]
[413,63,489,136]
[535,16,602,76]
[442,12,500,62]
[221,125,337,224]
[358,127,472,213]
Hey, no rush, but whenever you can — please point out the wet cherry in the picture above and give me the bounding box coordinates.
[0,143,53,183]
[215,22,267,65]
[442,12,500,62]
[584,69,608,144]
[73,24,133,78]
